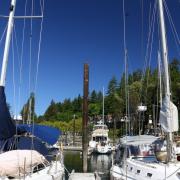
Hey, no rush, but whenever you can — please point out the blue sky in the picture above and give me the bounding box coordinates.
[0,0,179,116]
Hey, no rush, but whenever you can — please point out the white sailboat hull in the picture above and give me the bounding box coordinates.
[1,161,65,180]
[110,158,180,180]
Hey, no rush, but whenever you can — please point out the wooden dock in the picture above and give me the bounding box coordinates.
[69,171,101,180]
[63,146,82,151]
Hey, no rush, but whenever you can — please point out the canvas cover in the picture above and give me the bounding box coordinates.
[17,124,61,145]
[120,135,158,146]
[0,150,46,177]
[159,96,179,132]
[17,136,50,160]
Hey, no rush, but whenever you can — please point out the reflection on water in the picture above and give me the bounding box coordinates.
[64,151,112,180]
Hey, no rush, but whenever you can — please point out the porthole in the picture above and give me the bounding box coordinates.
[137,170,140,174]
[147,173,152,177]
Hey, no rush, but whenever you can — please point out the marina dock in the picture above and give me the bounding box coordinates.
[69,171,101,180]
[63,146,82,151]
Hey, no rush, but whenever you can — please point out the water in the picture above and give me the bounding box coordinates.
[64,151,112,180]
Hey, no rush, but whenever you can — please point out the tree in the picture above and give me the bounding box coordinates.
[44,100,58,121]
[90,90,98,103]
[21,92,36,123]
[72,95,82,113]
[89,103,101,117]
[61,98,73,112]
[105,76,123,117]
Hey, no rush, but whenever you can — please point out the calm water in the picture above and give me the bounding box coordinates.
[64,151,112,180]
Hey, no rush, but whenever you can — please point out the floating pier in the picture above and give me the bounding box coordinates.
[63,146,82,151]
[69,170,101,180]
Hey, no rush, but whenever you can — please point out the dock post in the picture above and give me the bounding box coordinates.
[73,114,76,146]
[82,64,89,173]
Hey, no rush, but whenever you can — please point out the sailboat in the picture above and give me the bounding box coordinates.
[0,0,65,179]
[110,0,180,179]
[89,88,112,154]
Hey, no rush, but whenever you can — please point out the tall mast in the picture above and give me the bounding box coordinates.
[158,0,170,98]
[158,0,173,162]
[158,51,162,108]
[0,0,17,86]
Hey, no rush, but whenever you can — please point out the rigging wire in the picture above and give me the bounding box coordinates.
[141,0,144,67]
[123,0,128,179]
[29,0,45,164]
[13,26,20,71]
[0,23,8,46]
[11,28,16,120]
[18,0,28,119]
[140,1,157,103]
[33,0,44,125]
[163,0,180,57]
[28,0,34,125]
[138,1,157,134]
[34,0,44,93]
[146,2,156,85]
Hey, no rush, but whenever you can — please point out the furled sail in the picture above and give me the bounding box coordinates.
[159,96,179,132]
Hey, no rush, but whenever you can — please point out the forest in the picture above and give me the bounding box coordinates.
[21,59,180,137]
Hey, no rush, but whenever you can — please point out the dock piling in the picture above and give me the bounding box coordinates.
[82,63,89,173]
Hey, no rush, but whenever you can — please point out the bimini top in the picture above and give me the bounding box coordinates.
[120,135,159,146]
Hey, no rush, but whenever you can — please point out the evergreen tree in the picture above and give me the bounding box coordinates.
[21,92,36,122]
[44,100,58,121]
[90,90,98,103]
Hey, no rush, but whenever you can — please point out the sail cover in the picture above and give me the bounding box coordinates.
[0,150,46,177]
[159,96,179,132]
[17,124,61,145]
[0,86,16,140]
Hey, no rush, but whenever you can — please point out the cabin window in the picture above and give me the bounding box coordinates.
[147,173,152,177]
[137,170,140,174]
[130,167,133,171]
[129,145,139,156]
[95,136,107,142]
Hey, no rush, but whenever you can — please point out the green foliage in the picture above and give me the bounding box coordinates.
[36,59,180,135]
[21,92,37,122]
[39,118,82,134]
[44,100,58,121]
[89,103,101,117]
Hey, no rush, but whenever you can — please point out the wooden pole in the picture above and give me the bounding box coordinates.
[82,64,89,173]
[73,114,76,146]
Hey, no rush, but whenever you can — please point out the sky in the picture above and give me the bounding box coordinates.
[0,0,179,116]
